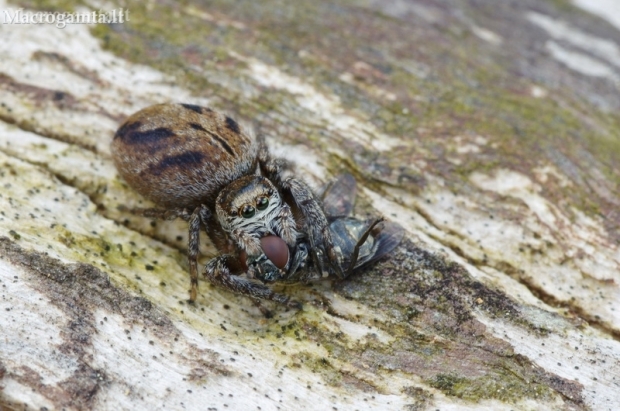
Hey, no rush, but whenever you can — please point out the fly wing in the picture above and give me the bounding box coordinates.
[362,220,404,266]
[323,173,403,275]
[329,218,404,274]
[321,174,357,219]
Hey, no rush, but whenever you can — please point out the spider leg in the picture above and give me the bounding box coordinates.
[197,204,210,225]
[285,178,344,276]
[187,207,202,302]
[204,255,302,309]
[270,203,298,248]
[256,135,293,185]
[230,227,263,256]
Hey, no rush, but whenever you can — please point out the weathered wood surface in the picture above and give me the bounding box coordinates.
[1,0,619,410]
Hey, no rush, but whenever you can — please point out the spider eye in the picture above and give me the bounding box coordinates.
[256,196,269,211]
[240,204,256,219]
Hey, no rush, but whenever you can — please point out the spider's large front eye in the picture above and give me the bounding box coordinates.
[240,204,256,219]
[256,196,269,211]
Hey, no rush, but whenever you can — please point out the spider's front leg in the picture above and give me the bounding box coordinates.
[230,227,263,256]
[282,177,344,277]
[269,202,298,248]
[204,255,301,309]
[187,207,203,302]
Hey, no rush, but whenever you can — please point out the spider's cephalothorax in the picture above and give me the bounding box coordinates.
[111,103,402,309]
[215,175,298,257]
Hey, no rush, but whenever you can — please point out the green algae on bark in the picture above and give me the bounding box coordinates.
[78,0,620,236]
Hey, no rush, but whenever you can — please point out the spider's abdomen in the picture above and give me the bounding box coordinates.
[111,103,258,209]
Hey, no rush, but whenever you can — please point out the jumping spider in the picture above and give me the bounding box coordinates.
[111,103,402,309]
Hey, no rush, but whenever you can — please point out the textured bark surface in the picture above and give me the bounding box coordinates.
[1,0,619,410]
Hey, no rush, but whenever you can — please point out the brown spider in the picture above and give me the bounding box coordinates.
[111,103,402,308]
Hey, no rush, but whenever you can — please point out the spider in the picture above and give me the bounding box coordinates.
[111,103,402,309]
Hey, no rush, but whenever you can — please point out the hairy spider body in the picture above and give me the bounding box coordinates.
[112,103,258,209]
[111,103,401,309]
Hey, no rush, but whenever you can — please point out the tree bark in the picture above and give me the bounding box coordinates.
[1,0,619,410]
